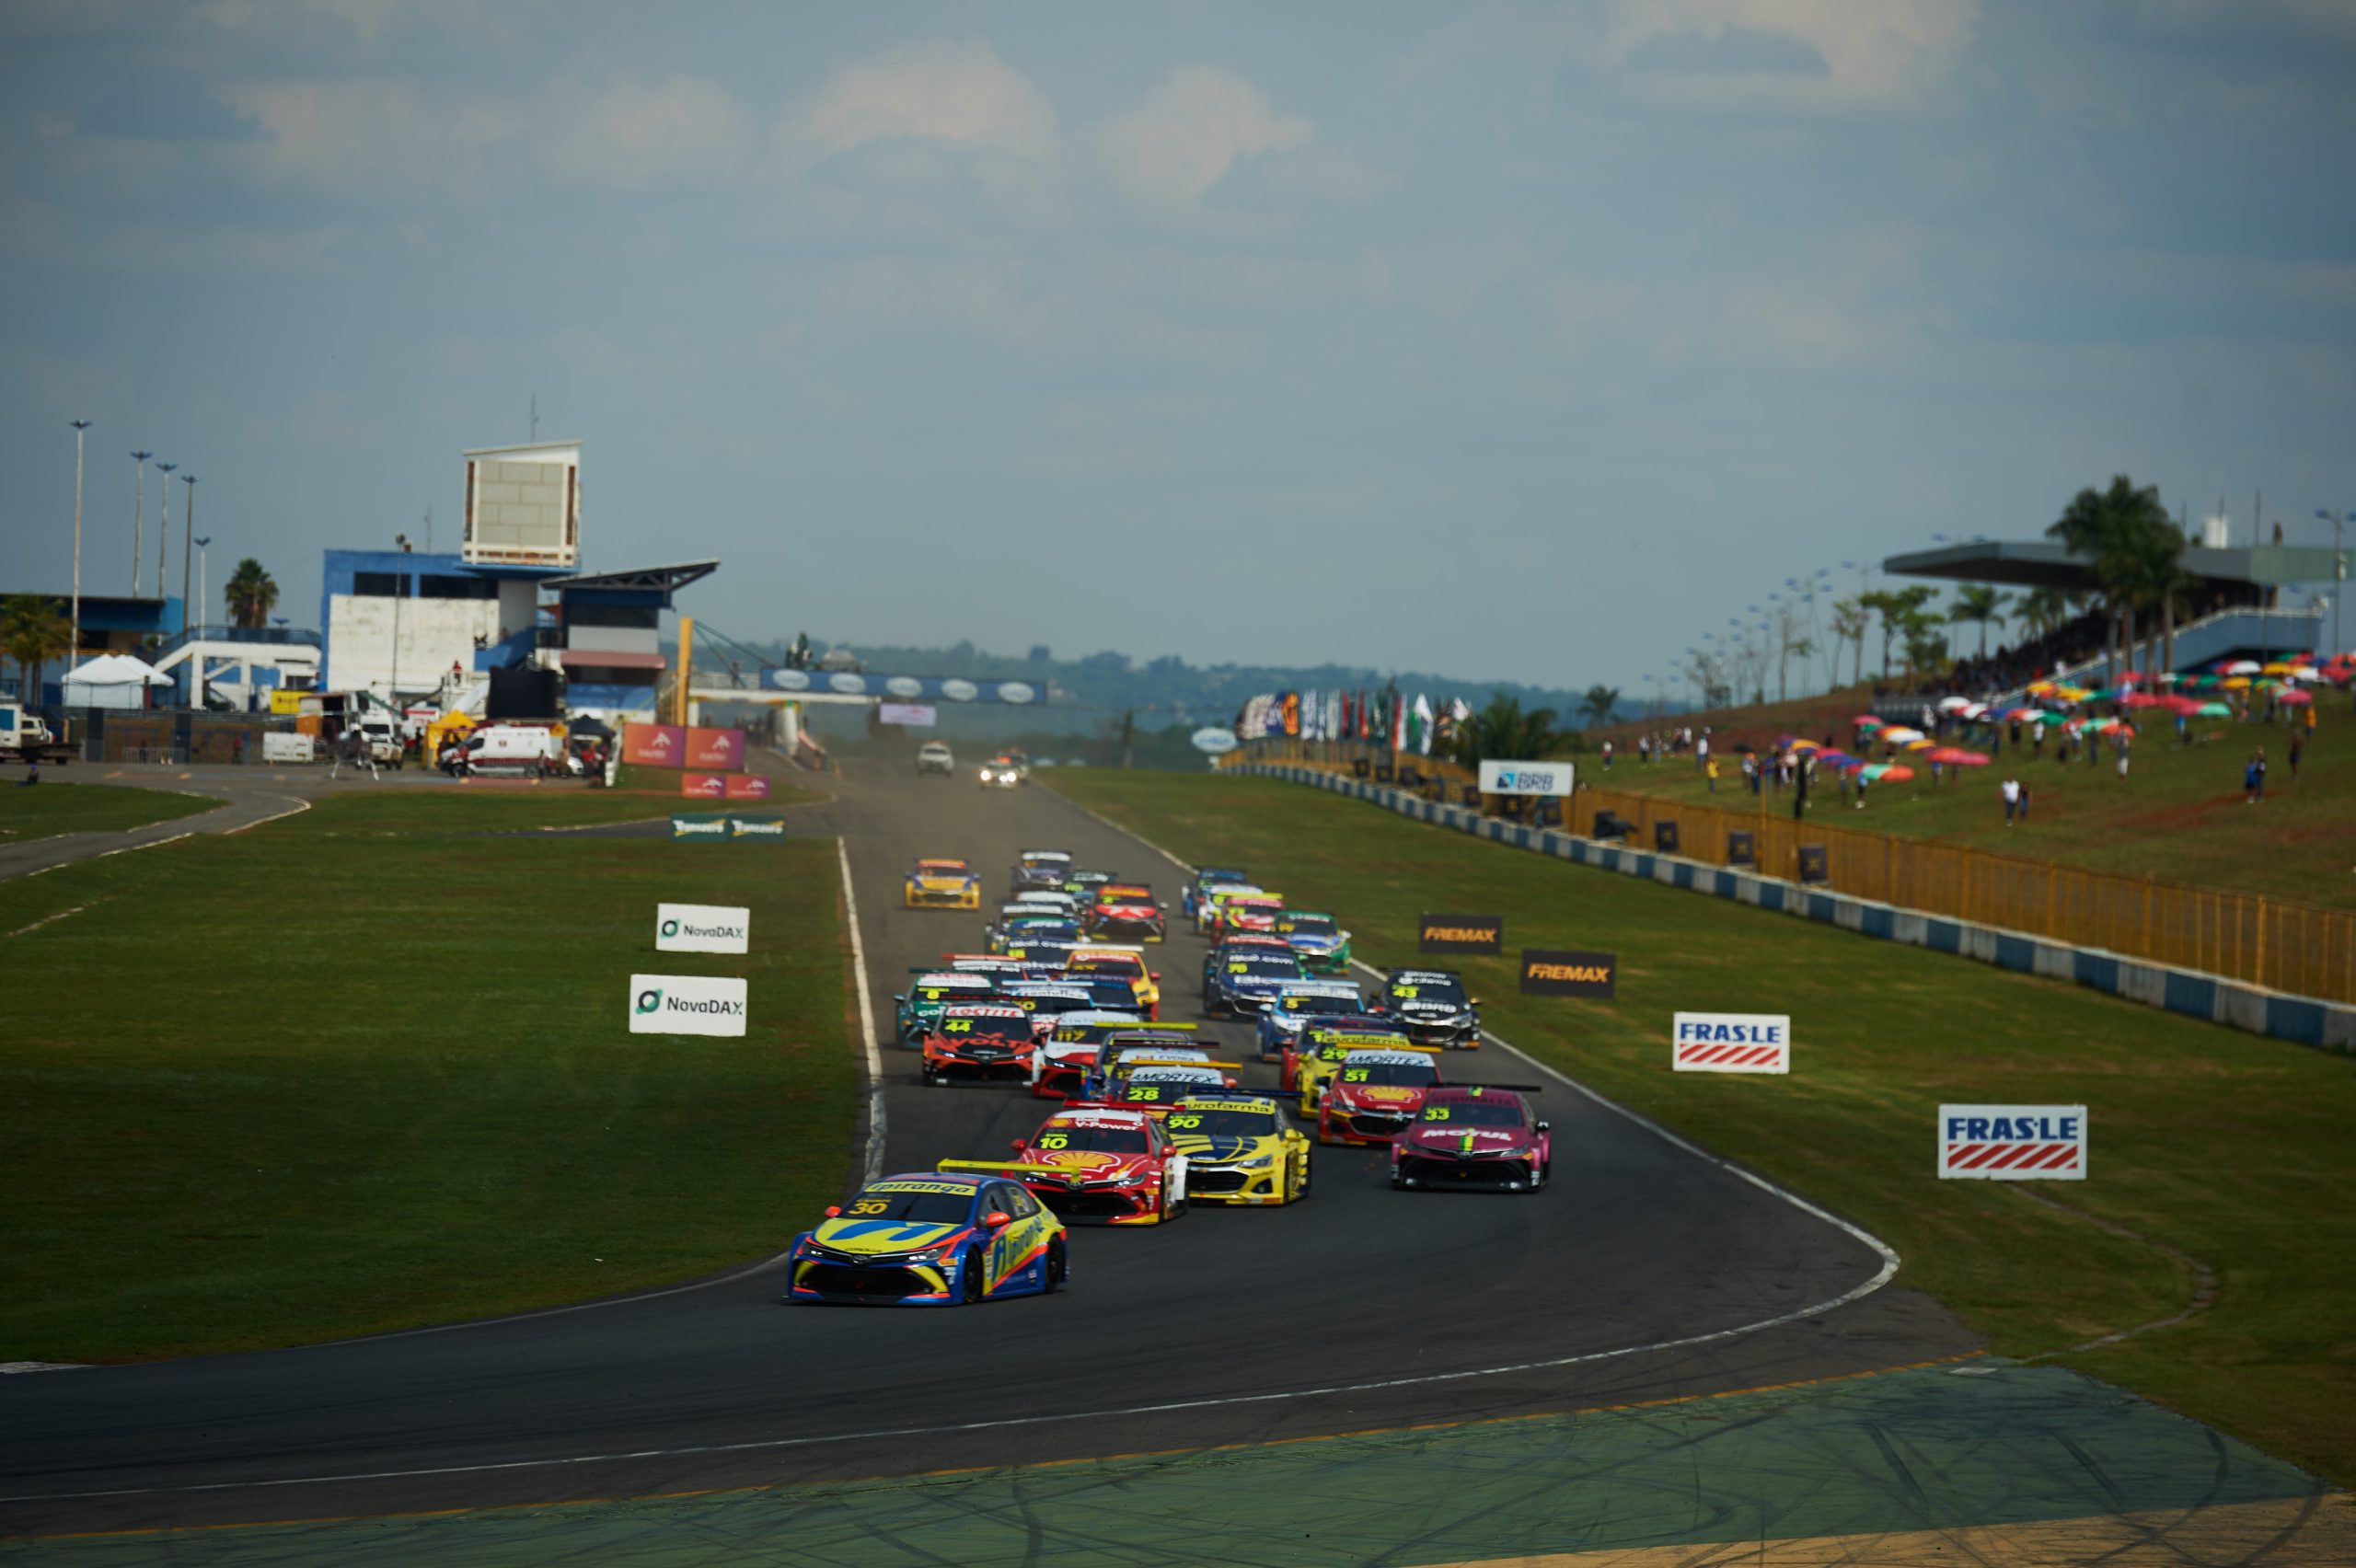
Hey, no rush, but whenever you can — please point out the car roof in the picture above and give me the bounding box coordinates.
[942,1004,1030,1018]
[1341,1048,1434,1064]
[870,1172,983,1192]
[1426,1085,1525,1104]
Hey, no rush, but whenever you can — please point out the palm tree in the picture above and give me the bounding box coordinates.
[1577,685,1620,728]
[1449,692,1559,770]
[224,559,280,630]
[1830,597,1868,686]
[2015,585,2070,641]
[2,594,74,701]
[2048,476,2172,681]
[1948,583,2010,658]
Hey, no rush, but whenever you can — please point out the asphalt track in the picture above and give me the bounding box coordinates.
[0,761,1977,1539]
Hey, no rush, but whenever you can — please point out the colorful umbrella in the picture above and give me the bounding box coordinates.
[1878,764,1916,783]
[2194,701,2233,718]
[2262,662,2298,675]
[2279,688,2313,705]
[1881,727,1925,744]
[2222,660,2261,675]
[2119,691,2168,709]
[2031,710,2069,726]
[1904,737,1937,751]
[2219,676,2251,690]
[1937,696,1973,710]
[1854,715,1884,728]
[1926,747,1989,766]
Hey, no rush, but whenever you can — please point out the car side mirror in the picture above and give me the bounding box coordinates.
[1469,997,1483,1007]
[1535,1121,1551,1133]
[892,994,905,1004]
[1149,972,1161,982]
[1011,1137,1028,1152]
[983,1210,1013,1229]
[824,1205,842,1217]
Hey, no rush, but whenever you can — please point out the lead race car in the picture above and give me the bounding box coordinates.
[787,1170,1067,1305]
[904,857,982,911]
[946,1104,1189,1225]
[1391,1085,1551,1192]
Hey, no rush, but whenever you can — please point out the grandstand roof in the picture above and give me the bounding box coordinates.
[1884,539,2342,592]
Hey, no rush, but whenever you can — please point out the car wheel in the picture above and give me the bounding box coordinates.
[1294,1155,1311,1200]
[1044,1239,1067,1293]
[961,1248,987,1304]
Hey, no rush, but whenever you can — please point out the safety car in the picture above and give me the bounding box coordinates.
[1253,980,1369,1059]
[894,969,997,1047]
[904,857,983,911]
[980,756,1023,789]
[1381,969,1484,1049]
[1271,910,1352,974]
[1391,1085,1550,1193]
[914,742,956,777]
[918,1004,1040,1086]
[1204,947,1306,1019]
[1163,1093,1311,1205]
[786,1170,1066,1305]
[957,1104,1188,1225]
[1318,1045,1446,1147]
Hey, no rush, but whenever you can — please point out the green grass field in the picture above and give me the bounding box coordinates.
[1049,769,2356,1484]
[1582,692,2355,907]
[0,790,857,1364]
[0,782,214,844]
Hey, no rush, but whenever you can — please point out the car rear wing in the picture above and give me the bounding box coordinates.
[1055,1099,1173,1116]
[936,1159,1081,1185]
[1342,1043,1446,1055]
[1114,1057,1243,1069]
[1454,1082,1546,1094]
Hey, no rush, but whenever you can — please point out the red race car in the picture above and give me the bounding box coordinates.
[918,1004,1039,1087]
[1391,1085,1552,1193]
[952,1103,1189,1225]
[1317,1045,1445,1147]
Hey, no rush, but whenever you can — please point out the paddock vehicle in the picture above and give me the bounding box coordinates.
[915,741,956,776]
[1271,911,1352,974]
[1164,1094,1311,1205]
[451,722,566,778]
[1011,850,1072,894]
[1253,980,1370,1059]
[1182,868,1251,921]
[1063,946,1161,1020]
[1391,1086,1551,1193]
[918,1005,1039,1086]
[787,1171,1066,1305]
[1205,948,1307,1019]
[1114,1064,1240,1104]
[1381,969,1483,1049]
[1029,1013,1152,1099]
[904,857,982,910]
[0,702,68,764]
[1318,1046,1446,1147]
[895,970,997,1046]
[1287,1026,1415,1115]
[957,1105,1188,1225]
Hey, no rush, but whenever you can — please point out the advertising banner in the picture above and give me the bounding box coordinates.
[1673,1012,1791,1074]
[878,702,937,727]
[629,974,747,1037]
[623,723,686,767]
[1519,949,1617,997]
[1727,830,1756,867]
[1479,760,1576,797]
[686,726,745,770]
[680,772,728,799]
[1191,727,1240,755]
[730,817,785,838]
[725,773,771,800]
[1655,821,1680,854]
[1797,846,1830,883]
[1419,913,1504,954]
[1938,1104,2087,1180]
[657,902,751,955]
[261,732,316,764]
[670,813,730,840]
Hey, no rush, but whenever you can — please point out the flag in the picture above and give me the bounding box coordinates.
[1414,693,1435,755]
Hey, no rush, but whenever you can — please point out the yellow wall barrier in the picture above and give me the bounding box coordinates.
[1233,742,2355,1006]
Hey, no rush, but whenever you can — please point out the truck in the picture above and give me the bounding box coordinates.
[0,700,70,765]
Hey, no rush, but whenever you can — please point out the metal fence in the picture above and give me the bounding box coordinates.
[1234,742,2356,1005]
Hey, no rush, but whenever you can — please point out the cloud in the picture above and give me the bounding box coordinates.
[219,79,520,192]
[1101,65,1313,215]
[1602,0,1978,111]
[538,75,754,189]
[773,38,1057,176]
[195,0,499,43]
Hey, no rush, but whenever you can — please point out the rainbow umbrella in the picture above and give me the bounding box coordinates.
[1926,747,1990,766]
[1854,715,1884,728]
[1881,726,1925,744]
[2279,688,2313,705]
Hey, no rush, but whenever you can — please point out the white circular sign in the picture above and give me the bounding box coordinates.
[828,673,869,695]
[941,679,978,702]
[886,675,924,698]
[997,682,1037,705]
[770,669,811,691]
[1191,727,1241,755]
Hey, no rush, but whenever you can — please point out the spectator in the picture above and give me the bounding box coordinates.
[1600,738,1613,770]
[2002,776,2020,824]
[2117,732,2131,779]
[1705,755,1720,794]
[2246,748,2266,804]
[2019,781,2033,821]
[2287,730,2303,782]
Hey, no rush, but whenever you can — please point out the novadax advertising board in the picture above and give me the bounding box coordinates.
[1938,1104,2086,1180]
[1419,913,1503,954]
[629,974,747,1037]
[1480,760,1575,797]
[680,772,728,799]
[657,903,750,955]
[1519,949,1616,997]
[725,773,771,800]
[1673,1012,1790,1074]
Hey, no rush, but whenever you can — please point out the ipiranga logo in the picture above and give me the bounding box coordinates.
[629,973,747,1037]
[656,903,750,955]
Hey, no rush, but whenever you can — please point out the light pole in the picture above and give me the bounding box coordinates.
[70,419,90,673]
[179,473,199,632]
[192,536,213,708]
[155,463,177,609]
[2318,510,2350,655]
[193,536,213,631]
[130,451,154,596]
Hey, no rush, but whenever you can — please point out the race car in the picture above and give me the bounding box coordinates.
[894,969,998,1046]
[1182,867,1251,921]
[915,741,957,777]
[987,915,1080,956]
[1087,885,1166,943]
[1053,974,1152,1015]
[1209,893,1286,935]
[1283,1023,1414,1113]
[1194,885,1275,934]
[1317,1045,1446,1147]
[1063,945,1161,1020]
[958,1104,1188,1225]
[904,857,983,911]
[1188,878,1262,932]
[1083,1043,1218,1102]
[1164,1093,1311,1205]
[1200,931,1295,994]
[1204,947,1307,1019]
[1114,1063,1241,1104]
[979,756,1023,789]
[1060,870,1117,901]
[1391,1085,1550,1193]
[786,1170,1067,1305]
[996,981,1102,1032]
[1253,979,1369,1059]
[918,1004,1041,1086]
[1380,969,1484,1049]
[1271,910,1352,974]
[1011,850,1073,894]
[1029,1013,1153,1099]
[1008,890,1081,918]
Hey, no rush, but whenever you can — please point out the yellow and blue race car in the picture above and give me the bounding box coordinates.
[787,1170,1067,1305]
[1163,1092,1311,1205]
[905,858,982,910]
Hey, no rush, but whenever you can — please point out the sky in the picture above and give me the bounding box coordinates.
[4,0,2353,691]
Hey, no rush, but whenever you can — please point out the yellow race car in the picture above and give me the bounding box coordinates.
[1162,1092,1311,1205]
[1285,1027,1414,1119]
[1064,944,1161,1020]
[905,857,982,910]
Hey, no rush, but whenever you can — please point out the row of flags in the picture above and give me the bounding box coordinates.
[1236,688,1473,754]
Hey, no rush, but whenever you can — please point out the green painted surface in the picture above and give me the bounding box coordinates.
[17,1363,2327,1564]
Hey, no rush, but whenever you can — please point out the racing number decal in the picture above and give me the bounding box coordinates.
[1127,1086,1161,1101]
[1167,1114,1203,1129]
[945,1019,974,1033]
[1035,1133,1069,1149]
[1228,963,1249,974]
[1424,1105,1450,1121]
[847,1199,890,1216]
[1344,1068,1370,1082]
[1393,986,1418,999]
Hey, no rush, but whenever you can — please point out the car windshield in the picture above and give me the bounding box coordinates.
[840,1187,974,1224]
[1033,1123,1149,1154]
[1166,1106,1279,1137]
[939,1014,1031,1043]
[1340,1058,1439,1088]
[918,861,965,873]
[1070,954,1141,978]
[1423,1100,1525,1127]
[1392,975,1469,1006]
[1223,955,1300,979]
[1276,915,1337,936]
[1021,855,1069,870]
[1103,900,1156,915]
[1278,991,1358,1012]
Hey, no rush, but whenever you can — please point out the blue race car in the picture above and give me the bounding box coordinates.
[1253,980,1369,1059]
[1183,867,1251,921]
[787,1170,1068,1306]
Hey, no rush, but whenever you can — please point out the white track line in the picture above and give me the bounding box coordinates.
[94,831,191,859]
[222,796,311,836]
[838,836,887,1185]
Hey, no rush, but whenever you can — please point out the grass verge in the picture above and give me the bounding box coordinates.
[0,783,214,844]
[0,789,857,1363]
[1048,768,2356,1484]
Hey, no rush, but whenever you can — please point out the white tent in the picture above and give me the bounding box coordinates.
[63,653,173,710]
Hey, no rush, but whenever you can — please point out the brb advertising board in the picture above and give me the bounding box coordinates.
[1519,949,1616,997]
[623,723,686,767]
[725,773,771,800]
[1420,913,1503,954]
[1673,1012,1790,1074]
[686,727,745,770]
[680,772,728,799]
[629,974,747,1037]
[1480,760,1575,797]
[1938,1104,2086,1180]
[657,903,750,955]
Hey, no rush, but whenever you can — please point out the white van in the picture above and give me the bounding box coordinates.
[457,725,565,778]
